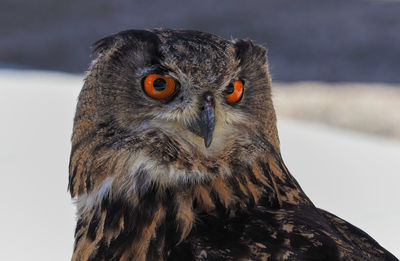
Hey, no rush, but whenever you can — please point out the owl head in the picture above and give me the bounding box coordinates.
[69,29,279,196]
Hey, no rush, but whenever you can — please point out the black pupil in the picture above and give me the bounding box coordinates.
[153,78,167,91]
[225,83,235,94]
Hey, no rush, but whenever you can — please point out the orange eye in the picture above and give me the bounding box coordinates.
[224,80,243,103]
[143,74,176,99]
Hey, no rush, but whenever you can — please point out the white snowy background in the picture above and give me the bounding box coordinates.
[0,70,399,260]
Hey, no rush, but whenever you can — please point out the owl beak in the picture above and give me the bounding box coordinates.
[187,92,216,148]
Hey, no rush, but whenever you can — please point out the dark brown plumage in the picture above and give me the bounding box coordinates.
[69,29,398,261]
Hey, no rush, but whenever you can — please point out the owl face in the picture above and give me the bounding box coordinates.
[70,29,279,195]
[87,29,277,154]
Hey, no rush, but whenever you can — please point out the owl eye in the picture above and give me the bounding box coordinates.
[143,74,176,99]
[224,80,244,103]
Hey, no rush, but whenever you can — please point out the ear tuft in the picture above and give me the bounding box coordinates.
[91,34,118,56]
[233,39,267,66]
[91,30,160,57]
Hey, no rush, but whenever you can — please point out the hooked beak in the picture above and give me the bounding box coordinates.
[187,92,216,148]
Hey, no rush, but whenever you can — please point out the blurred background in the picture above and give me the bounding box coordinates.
[0,0,399,260]
[2,0,400,82]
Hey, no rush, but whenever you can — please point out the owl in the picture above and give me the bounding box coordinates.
[69,29,398,261]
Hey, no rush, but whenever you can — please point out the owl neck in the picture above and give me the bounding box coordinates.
[72,152,311,261]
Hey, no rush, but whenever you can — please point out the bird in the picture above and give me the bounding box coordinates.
[68,29,398,261]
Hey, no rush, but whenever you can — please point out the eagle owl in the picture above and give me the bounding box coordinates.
[69,29,397,261]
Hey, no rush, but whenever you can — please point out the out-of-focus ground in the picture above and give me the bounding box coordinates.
[0,70,399,260]
[1,0,400,83]
[273,82,400,140]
